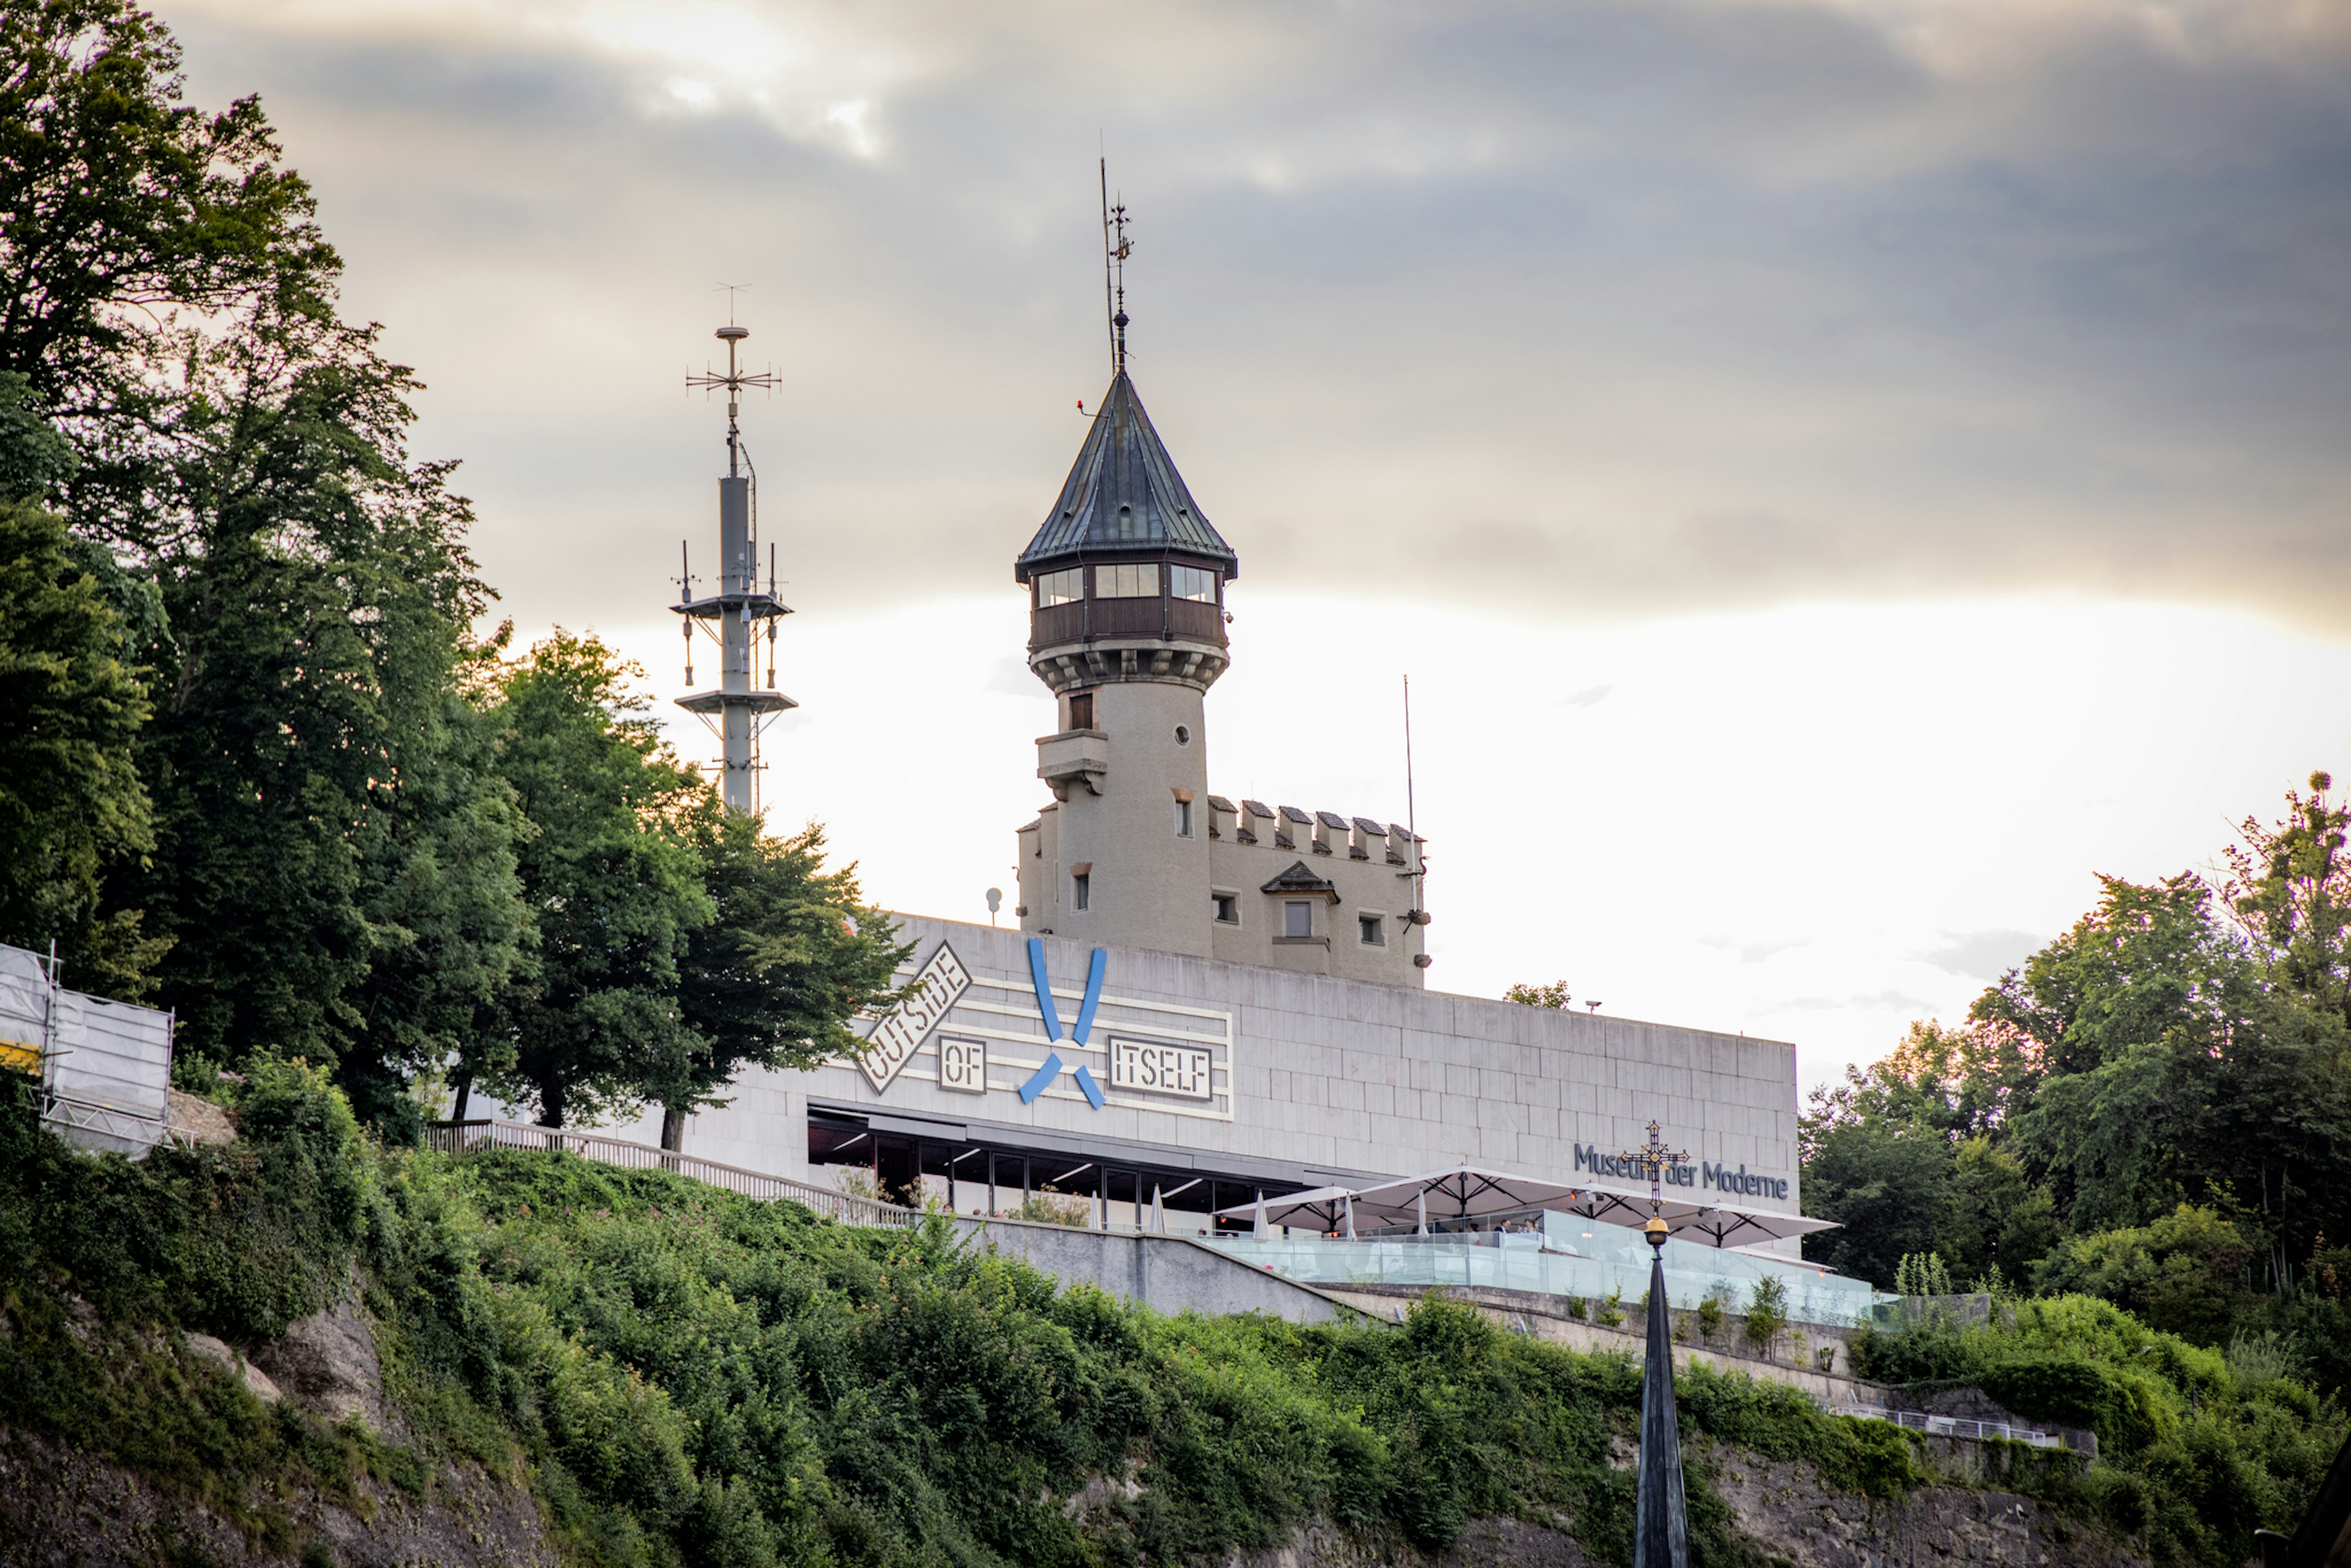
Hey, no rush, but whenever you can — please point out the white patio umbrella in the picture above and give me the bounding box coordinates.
[1348,1166,1591,1226]
[1551,1180,1840,1248]
[1209,1183,1361,1231]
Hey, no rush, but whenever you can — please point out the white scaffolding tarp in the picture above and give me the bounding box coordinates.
[0,941,175,1155]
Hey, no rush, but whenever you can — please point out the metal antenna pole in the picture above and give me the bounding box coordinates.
[1403,674,1422,915]
[1100,159,1117,375]
[678,306,794,816]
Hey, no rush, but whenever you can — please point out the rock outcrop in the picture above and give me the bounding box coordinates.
[251,1288,388,1431]
[0,1425,555,1568]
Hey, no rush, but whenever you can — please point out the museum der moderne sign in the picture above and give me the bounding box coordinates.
[1572,1142,1790,1202]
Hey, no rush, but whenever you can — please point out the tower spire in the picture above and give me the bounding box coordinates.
[1101,159,1130,375]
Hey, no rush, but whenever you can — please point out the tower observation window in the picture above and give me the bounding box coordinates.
[1096,563,1158,598]
[1170,565,1218,602]
[1035,568,1083,607]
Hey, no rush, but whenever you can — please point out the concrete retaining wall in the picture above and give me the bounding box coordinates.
[952,1215,1365,1324]
[1321,1283,1890,1411]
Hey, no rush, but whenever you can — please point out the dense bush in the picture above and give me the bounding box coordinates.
[1851,1294,2343,1566]
[1,1071,1946,1568]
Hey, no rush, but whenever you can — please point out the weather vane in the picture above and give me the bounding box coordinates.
[1100,159,1131,375]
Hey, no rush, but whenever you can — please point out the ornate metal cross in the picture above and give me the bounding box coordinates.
[1618,1120,1691,1214]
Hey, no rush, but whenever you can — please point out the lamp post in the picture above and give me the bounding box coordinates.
[1620,1120,1692,1568]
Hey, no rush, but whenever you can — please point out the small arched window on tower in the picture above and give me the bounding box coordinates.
[1116,503,1136,539]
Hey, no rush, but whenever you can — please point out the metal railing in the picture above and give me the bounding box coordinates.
[1843,1406,2061,1449]
[40,1089,195,1154]
[425,1119,920,1228]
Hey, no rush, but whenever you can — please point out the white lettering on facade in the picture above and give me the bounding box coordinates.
[1109,1037,1213,1100]
[937,1035,987,1093]
[858,943,973,1092]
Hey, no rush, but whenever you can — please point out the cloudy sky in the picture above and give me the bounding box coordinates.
[168,0,2351,1094]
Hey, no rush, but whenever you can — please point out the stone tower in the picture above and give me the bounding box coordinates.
[1013,369,1238,958]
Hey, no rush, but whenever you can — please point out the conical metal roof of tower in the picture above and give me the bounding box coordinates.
[1016,370,1239,582]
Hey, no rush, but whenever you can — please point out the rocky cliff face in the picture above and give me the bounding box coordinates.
[1218,1452,2147,1568]
[0,1425,555,1568]
[0,1284,557,1568]
[1712,1454,2147,1568]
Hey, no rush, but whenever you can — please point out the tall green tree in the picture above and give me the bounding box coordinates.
[0,0,530,1087]
[477,632,710,1130]
[0,374,160,992]
[646,806,910,1149]
[2226,771,2351,1027]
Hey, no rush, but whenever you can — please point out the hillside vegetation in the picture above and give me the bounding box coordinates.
[2,1066,2339,1568]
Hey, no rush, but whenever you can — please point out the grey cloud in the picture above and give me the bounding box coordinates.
[1921,929,2044,980]
[1776,991,1941,1013]
[163,0,2351,636]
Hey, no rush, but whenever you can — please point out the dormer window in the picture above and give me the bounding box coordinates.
[1035,568,1083,607]
[1171,565,1218,602]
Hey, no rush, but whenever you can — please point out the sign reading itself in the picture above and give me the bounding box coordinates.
[858,942,972,1092]
[1573,1142,1790,1202]
[1109,1037,1213,1100]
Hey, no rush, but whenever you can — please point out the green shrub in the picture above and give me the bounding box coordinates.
[1744,1276,1787,1352]
[1695,1287,1727,1341]
[5,1087,2338,1568]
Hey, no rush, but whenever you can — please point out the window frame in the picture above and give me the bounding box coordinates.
[1094,562,1160,599]
[1357,912,1387,947]
[1169,564,1220,603]
[1212,891,1240,926]
[1073,872,1091,912]
[1175,798,1193,837]
[1035,567,1084,607]
[1283,901,1313,939]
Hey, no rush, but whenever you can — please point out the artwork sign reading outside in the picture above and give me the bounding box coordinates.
[858,943,973,1092]
[1109,1038,1213,1099]
[847,937,1236,1121]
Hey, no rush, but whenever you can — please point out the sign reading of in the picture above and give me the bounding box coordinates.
[937,1035,988,1093]
[1109,1037,1213,1100]
[858,943,972,1092]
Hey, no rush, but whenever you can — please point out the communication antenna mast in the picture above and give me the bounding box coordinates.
[672,294,798,816]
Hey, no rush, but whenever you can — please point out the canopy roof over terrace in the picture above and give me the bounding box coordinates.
[1213,1165,1840,1250]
